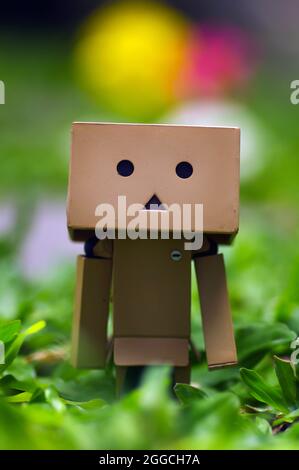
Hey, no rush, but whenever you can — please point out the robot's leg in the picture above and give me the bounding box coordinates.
[116,365,146,396]
[173,365,191,385]
[116,364,190,397]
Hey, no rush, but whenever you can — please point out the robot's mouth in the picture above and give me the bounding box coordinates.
[144,194,166,210]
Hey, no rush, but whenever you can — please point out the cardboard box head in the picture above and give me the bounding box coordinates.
[67,122,240,243]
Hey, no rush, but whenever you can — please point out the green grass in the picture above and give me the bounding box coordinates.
[0,34,299,449]
[1,212,299,449]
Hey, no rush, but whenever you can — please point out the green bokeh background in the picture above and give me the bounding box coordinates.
[1,5,299,450]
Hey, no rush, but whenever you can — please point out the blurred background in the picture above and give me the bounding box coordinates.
[1,0,299,450]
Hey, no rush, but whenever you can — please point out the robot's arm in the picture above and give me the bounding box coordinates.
[193,241,237,369]
[71,238,113,368]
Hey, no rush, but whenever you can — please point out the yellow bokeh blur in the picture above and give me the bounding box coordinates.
[75,1,190,121]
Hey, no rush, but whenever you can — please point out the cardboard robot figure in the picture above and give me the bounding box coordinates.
[67,123,240,393]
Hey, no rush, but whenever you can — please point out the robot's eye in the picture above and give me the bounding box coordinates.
[176,161,193,179]
[117,159,134,177]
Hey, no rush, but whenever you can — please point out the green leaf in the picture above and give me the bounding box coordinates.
[0,374,36,393]
[240,368,289,413]
[4,356,36,382]
[65,398,106,410]
[44,386,66,413]
[55,369,115,404]
[30,387,45,403]
[237,323,296,367]
[290,341,299,380]
[0,320,46,375]
[24,320,46,337]
[274,356,297,408]
[273,408,299,426]
[174,383,207,405]
[255,417,272,435]
[185,392,241,429]
[0,321,21,344]
[0,335,25,375]
[6,391,32,403]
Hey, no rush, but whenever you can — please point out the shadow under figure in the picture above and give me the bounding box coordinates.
[116,365,191,397]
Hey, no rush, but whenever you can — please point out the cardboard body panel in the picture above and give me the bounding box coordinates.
[93,239,113,258]
[71,255,112,368]
[113,238,191,338]
[114,337,189,366]
[194,254,237,368]
[67,122,240,240]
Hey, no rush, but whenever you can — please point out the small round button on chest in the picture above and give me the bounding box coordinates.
[171,250,182,261]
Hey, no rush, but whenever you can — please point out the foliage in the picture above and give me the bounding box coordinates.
[0,230,299,449]
[0,35,299,450]
[240,356,299,428]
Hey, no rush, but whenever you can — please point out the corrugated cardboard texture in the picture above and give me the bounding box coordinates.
[114,337,189,366]
[67,122,240,239]
[195,253,237,368]
[113,238,191,338]
[71,255,112,368]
